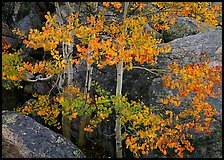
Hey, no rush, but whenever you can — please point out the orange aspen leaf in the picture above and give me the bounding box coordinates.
[160,98,169,105]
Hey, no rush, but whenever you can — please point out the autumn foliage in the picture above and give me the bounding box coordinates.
[2,2,222,158]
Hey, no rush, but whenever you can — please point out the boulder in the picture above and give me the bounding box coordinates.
[14,13,42,35]
[162,16,211,42]
[2,110,86,158]
[2,2,55,28]
[2,22,19,49]
[2,2,55,52]
[24,81,51,95]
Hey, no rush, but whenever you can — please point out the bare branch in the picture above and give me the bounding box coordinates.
[132,66,159,76]
[47,74,60,96]
[26,75,54,82]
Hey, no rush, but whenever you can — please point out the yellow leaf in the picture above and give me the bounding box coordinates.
[76,33,82,38]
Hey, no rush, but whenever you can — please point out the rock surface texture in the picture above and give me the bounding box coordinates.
[2,110,85,158]
[161,16,211,42]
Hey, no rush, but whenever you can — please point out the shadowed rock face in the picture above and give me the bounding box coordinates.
[2,110,85,158]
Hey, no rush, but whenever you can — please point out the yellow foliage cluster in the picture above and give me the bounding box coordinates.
[75,14,171,70]
[117,96,193,158]
[54,84,113,132]
[13,12,78,61]
[102,2,123,12]
[118,59,221,158]
[17,60,65,76]
[54,85,85,121]
[16,94,61,129]
[162,61,222,99]
[2,45,26,84]
[150,2,222,31]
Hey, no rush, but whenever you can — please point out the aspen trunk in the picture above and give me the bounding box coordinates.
[115,61,123,158]
[114,2,129,158]
[55,2,75,141]
[78,62,93,147]
[78,115,87,147]
[55,2,71,141]
[67,43,74,86]
[62,116,72,140]
[78,3,97,146]
[61,46,72,141]
[62,40,74,141]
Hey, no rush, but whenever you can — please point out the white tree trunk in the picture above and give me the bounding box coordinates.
[115,2,129,158]
[62,32,74,140]
[55,2,74,141]
[115,61,124,158]
[78,59,93,147]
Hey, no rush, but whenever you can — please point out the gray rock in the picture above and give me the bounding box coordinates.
[157,27,222,68]
[2,22,19,49]
[162,16,211,42]
[15,13,42,35]
[2,110,86,158]
[24,81,51,94]
[2,2,54,27]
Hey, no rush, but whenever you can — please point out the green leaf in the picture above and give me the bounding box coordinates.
[128,126,134,131]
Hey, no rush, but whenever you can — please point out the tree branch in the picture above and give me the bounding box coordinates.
[131,66,160,76]
[47,74,60,96]
[26,74,54,82]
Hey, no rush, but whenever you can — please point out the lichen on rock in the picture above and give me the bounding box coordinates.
[2,110,86,158]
